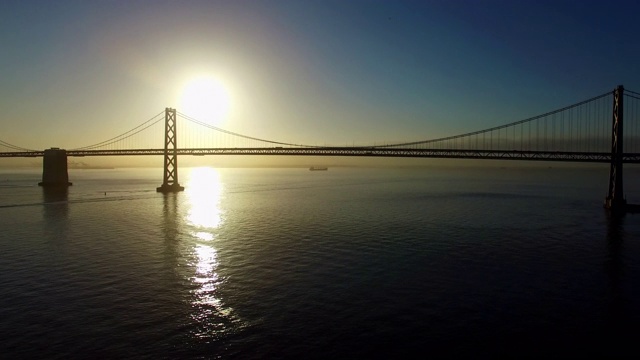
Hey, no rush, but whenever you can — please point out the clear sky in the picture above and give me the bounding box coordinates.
[2,0,640,152]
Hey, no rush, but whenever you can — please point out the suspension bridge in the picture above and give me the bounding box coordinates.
[1,85,639,213]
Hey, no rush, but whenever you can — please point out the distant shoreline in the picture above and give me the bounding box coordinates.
[69,166,115,170]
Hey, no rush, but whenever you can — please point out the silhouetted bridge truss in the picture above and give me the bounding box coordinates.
[2,85,639,212]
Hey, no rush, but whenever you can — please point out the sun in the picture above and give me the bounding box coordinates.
[180,76,230,126]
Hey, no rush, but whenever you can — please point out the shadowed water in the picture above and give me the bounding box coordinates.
[1,166,639,359]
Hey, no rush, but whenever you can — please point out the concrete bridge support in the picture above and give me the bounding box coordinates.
[38,148,72,187]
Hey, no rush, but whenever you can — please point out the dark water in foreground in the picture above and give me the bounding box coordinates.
[1,166,640,359]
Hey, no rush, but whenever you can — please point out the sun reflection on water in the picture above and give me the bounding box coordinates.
[184,167,236,337]
[186,167,224,230]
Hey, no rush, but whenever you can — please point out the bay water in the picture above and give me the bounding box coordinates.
[1,165,639,358]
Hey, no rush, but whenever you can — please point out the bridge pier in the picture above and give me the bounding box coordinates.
[38,148,72,188]
[604,85,627,214]
[157,108,184,193]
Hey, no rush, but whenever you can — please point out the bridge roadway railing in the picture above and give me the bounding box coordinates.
[4,147,640,163]
[67,147,638,163]
[4,148,640,163]
[0,151,44,158]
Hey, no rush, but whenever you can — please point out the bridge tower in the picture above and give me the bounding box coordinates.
[157,108,184,193]
[604,85,626,212]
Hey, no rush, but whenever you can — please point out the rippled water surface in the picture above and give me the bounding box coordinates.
[1,166,640,359]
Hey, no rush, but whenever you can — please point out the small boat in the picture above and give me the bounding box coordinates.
[309,166,328,171]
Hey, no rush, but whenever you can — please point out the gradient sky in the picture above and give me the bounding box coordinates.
[2,0,640,151]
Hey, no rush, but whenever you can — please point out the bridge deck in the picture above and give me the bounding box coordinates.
[3,148,640,163]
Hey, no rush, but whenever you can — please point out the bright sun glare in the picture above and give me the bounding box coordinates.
[180,77,230,126]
